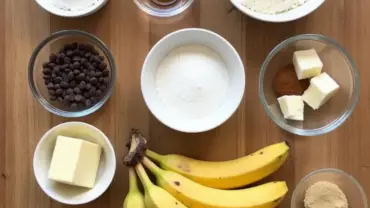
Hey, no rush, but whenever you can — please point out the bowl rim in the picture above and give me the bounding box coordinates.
[133,0,194,17]
[28,30,116,118]
[33,121,116,205]
[291,168,368,208]
[230,0,325,23]
[259,34,360,136]
[141,28,245,133]
[34,0,108,18]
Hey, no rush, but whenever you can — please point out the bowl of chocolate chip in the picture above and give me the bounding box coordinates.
[29,30,116,117]
[259,34,359,136]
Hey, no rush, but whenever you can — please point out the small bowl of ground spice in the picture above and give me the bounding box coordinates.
[291,168,368,208]
[259,34,359,136]
[28,30,116,117]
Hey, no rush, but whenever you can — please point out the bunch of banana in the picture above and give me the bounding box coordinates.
[122,130,290,208]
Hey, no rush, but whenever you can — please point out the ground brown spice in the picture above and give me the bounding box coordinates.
[273,64,310,97]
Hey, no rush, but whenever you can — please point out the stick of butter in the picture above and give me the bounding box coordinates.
[293,49,323,80]
[277,95,304,121]
[48,136,102,188]
[303,73,339,110]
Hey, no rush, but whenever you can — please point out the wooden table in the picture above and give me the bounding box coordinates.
[1,0,369,207]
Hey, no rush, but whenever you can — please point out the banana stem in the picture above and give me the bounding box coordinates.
[135,162,153,192]
[128,167,139,192]
[146,150,164,163]
[142,156,164,177]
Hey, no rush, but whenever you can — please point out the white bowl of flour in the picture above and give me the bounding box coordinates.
[141,28,245,133]
[35,0,107,17]
[231,0,325,22]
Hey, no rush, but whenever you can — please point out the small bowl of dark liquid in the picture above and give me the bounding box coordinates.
[134,0,194,17]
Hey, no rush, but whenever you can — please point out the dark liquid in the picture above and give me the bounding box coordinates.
[152,0,177,6]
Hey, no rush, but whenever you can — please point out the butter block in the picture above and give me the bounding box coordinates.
[48,136,102,188]
[277,95,304,121]
[293,49,323,80]
[303,73,339,110]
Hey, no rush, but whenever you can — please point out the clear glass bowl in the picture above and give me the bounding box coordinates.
[259,34,359,136]
[28,30,116,117]
[134,0,194,17]
[291,168,368,208]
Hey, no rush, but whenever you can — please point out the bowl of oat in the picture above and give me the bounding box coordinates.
[230,0,325,23]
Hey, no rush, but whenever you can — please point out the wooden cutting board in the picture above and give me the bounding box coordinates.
[1,0,369,207]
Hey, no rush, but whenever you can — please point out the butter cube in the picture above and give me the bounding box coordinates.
[48,136,102,188]
[303,73,339,110]
[293,49,323,80]
[277,95,304,121]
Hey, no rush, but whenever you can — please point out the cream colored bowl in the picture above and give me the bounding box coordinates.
[231,0,325,23]
[33,122,116,205]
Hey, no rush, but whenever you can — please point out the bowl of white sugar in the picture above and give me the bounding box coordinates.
[141,28,245,133]
[230,0,325,22]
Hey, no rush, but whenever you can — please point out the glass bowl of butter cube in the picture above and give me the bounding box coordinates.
[259,34,359,136]
[33,122,116,205]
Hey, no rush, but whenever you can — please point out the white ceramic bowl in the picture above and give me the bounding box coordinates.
[141,28,245,133]
[230,0,325,23]
[33,122,116,205]
[35,0,108,17]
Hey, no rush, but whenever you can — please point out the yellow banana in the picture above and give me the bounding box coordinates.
[123,168,145,208]
[146,142,289,189]
[135,162,187,208]
[142,156,288,208]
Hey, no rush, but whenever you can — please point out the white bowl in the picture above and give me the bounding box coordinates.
[33,122,116,205]
[141,28,245,133]
[230,0,325,23]
[35,0,108,17]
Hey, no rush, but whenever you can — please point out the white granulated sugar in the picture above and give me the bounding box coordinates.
[156,45,229,120]
[236,0,308,14]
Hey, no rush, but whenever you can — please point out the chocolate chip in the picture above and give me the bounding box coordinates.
[85,83,92,90]
[99,62,107,70]
[53,77,62,84]
[74,87,81,94]
[75,94,84,102]
[76,73,85,81]
[93,55,101,63]
[73,62,80,69]
[73,69,80,75]
[64,57,71,64]
[54,84,61,89]
[99,85,107,91]
[85,99,92,106]
[43,68,52,74]
[47,83,54,89]
[96,90,102,97]
[49,54,57,63]
[68,72,74,80]
[90,77,98,85]
[95,71,102,77]
[42,62,49,68]
[70,102,78,109]
[102,70,109,77]
[60,81,69,88]
[55,89,63,95]
[103,77,110,85]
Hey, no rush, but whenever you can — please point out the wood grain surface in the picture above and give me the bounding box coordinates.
[1,0,369,207]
